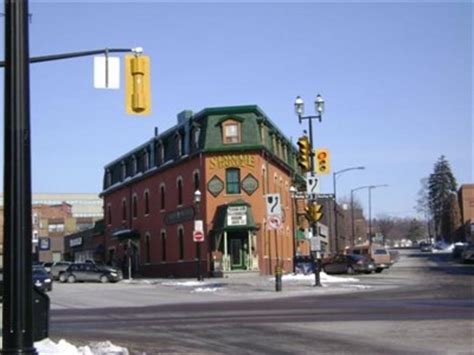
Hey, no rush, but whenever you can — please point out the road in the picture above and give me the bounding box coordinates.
[49,250,474,354]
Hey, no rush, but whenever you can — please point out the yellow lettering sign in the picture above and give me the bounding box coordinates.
[209,154,256,170]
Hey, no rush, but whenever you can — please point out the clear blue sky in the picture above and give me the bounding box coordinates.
[0,1,471,219]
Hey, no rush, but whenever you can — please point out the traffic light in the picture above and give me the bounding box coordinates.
[305,202,323,222]
[315,148,330,175]
[125,55,151,115]
[297,136,311,173]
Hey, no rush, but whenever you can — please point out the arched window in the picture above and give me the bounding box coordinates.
[144,190,150,215]
[177,177,183,206]
[226,168,240,194]
[193,171,200,191]
[122,198,127,221]
[160,184,166,210]
[145,233,151,264]
[178,227,185,260]
[132,194,138,218]
[161,230,167,262]
[107,203,112,225]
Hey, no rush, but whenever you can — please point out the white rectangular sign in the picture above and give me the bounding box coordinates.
[194,220,203,232]
[306,175,320,195]
[310,236,321,251]
[265,194,282,216]
[94,56,120,89]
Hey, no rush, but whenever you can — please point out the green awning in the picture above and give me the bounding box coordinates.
[212,199,258,232]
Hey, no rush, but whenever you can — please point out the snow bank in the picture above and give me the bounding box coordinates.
[192,287,219,293]
[162,280,205,287]
[281,272,359,283]
[34,339,129,355]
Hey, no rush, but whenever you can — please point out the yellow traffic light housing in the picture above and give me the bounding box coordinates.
[315,148,330,175]
[297,136,311,173]
[125,55,151,115]
[305,202,323,222]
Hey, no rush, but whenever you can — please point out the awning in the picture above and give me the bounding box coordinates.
[212,199,258,232]
[111,228,140,240]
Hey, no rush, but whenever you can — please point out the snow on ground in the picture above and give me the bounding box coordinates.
[192,287,220,293]
[162,280,207,287]
[282,272,359,283]
[34,339,128,355]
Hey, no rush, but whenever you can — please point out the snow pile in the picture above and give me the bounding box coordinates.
[34,339,129,355]
[162,280,204,287]
[192,287,219,293]
[281,272,359,283]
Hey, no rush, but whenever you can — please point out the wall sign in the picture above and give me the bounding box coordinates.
[70,237,83,248]
[209,154,255,170]
[38,237,51,251]
[207,175,224,197]
[241,174,259,196]
[165,207,195,225]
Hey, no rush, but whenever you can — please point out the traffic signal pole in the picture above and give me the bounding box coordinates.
[2,0,37,353]
[297,113,322,287]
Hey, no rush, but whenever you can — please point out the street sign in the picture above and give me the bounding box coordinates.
[306,175,320,195]
[317,193,335,199]
[267,215,282,230]
[94,56,120,89]
[310,236,321,251]
[193,230,205,242]
[265,194,282,216]
[194,220,203,232]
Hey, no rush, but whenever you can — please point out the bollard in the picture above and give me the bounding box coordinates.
[275,263,283,292]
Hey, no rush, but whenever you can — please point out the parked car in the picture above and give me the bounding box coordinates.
[322,254,375,275]
[49,261,73,280]
[33,266,53,292]
[461,245,474,263]
[419,242,432,252]
[452,243,469,259]
[346,244,391,273]
[60,263,122,283]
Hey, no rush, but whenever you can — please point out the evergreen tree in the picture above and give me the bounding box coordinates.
[428,156,457,241]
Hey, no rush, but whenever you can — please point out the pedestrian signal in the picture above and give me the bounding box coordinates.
[125,55,151,115]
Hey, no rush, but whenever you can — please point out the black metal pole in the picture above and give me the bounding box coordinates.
[2,0,37,353]
[333,172,338,253]
[368,187,372,245]
[351,190,355,247]
[196,242,202,281]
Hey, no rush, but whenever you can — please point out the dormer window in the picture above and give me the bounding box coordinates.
[132,156,137,175]
[223,122,240,144]
[144,149,149,170]
[106,169,112,187]
[121,161,126,180]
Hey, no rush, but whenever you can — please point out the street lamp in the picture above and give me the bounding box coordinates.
[333,166,365,253]
[368,184,388,245]
[194,189,203,281]
[289,185,298,273]
[295,94,325,287]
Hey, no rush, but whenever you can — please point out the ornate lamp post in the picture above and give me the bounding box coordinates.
[294,94,325,287]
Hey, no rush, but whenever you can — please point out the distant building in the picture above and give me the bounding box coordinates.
[458,184,474,242]
[0,193,103,266]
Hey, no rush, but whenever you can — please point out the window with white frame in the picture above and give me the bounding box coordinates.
[223,122,240,144]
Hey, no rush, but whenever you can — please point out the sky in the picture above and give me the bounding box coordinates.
[0,1,471,219]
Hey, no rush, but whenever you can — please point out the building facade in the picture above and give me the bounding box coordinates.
[101,106,308,277]
[458,184,474,242]
[0,193,103,266]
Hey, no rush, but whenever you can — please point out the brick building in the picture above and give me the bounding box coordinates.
[101,106,310,277]
[458,184,474,242]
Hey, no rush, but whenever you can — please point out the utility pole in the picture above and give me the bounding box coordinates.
[2,0,37,353]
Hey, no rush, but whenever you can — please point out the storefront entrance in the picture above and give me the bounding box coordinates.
[229,234,247,270]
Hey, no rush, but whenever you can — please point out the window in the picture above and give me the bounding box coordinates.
[226,168,241,194]
[193,171,200,191]
[145,234,151,264]
[177,178,183,206]
[177,134,183,156]
[160,184,166,210]
[193,128,200,148]
[106,169,112,187]
[122,199,127,221]
[144,150,149,170]
[133,194,138,218]
[224,123,240,144]
[121,162,126,180]
[144,190,150,215]
[48,223,64,232]
[107,203,112,224]
[132,156,137,175]
[178,227,184,260]
[161,230,167,262]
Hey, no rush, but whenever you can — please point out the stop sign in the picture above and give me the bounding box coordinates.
[193,230,204,242]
